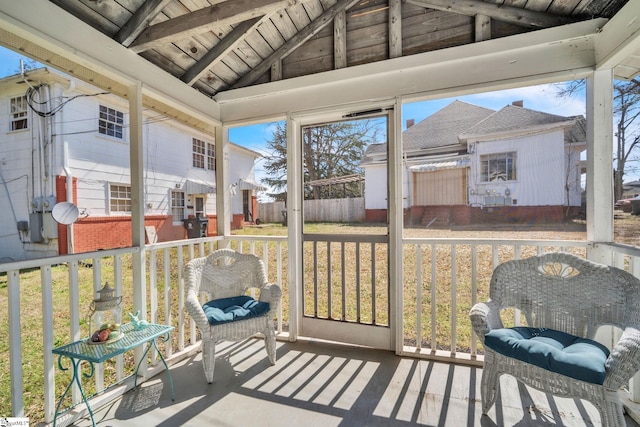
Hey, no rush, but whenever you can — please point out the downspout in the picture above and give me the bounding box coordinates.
[63,142,74,254]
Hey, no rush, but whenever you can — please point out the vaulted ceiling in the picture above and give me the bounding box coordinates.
[46,0,633,100]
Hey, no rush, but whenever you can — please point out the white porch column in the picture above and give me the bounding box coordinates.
[585,68,614,263]
[389,97,403,354]
[215,126,231,240]
[129,82,147,364]
[287,114,301,341]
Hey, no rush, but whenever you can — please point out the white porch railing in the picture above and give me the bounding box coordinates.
[1,236,639,424]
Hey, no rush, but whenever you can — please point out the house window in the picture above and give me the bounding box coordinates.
[171,190,185,223]
[109,184,131,212]
[193,138,215,170]
[480,152,517,182]
[99,105,124,139]
[10,96,28,131]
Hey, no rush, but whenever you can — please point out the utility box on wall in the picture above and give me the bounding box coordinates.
[29,212,58,242]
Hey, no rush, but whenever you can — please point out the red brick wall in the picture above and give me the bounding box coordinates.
[55,175,222,252]
[404,205,569,227]
[56,175,77,255]
[365,209,388,223]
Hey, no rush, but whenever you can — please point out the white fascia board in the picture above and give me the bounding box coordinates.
[594,0,640,72]
[0,0,220,127]
[216,19,606,123]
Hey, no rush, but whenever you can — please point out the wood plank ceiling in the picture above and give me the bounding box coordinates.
[48,0,630,99]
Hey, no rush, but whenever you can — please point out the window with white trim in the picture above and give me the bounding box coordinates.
[109,184,131,212]
[10,96,28,131]
[171,190,185,223]
[99,105,124,139]
[480,152,517,182]
[192,138,215,170]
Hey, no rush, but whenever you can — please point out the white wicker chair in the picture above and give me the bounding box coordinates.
[184,249,281,383]
[470,252,640,427]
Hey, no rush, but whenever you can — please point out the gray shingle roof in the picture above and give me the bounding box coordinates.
[360,100,585,166]
[403,100,495,151]
[461,104,577,137]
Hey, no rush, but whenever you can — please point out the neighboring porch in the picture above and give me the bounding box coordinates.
[70,337,640,427]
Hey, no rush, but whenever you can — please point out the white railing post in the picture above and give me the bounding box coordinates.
[42,265,55,423]
[8,270,23,417]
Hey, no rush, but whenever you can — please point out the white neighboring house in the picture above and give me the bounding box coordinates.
[360,100,586,225]
[0,67,264,262]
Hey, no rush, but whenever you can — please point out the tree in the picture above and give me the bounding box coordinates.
[261,119,383,201]
[555,79,640,201]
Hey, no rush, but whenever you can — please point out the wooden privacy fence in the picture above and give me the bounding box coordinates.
[259,197,365,223]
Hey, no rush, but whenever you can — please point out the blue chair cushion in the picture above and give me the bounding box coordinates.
[484,327,610,385]
[202,295,270,325]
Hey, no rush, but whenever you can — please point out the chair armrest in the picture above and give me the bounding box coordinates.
[604,327,640,390]
[470,300,503,342]
[259,283,282,312]
[185,289,211,333]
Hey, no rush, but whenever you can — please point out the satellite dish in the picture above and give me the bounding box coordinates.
[51,202,79,225]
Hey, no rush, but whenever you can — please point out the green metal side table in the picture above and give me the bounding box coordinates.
[52,322,175,427]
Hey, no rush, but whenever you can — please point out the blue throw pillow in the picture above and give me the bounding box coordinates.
[484,327,610,385]
[202,295,270,325]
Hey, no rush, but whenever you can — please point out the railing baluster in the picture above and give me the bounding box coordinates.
[416,244,423,351]
[178,248,185,351]
[450,245,457,355]
[149,250,158,363]
[68,260,81,404]
[92,257,104,391]
[327,241,332,319]
[276,241,283,334]
[356,242,361,322]
[164,248,173,359]
[371,242,376,325]
[313,241,318,317]
[114,255,124,379]
[341,242,346,321]
[431,244,437,352]
[470,245,477,357]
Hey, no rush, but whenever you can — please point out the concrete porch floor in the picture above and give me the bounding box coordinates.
[71,338,640,427]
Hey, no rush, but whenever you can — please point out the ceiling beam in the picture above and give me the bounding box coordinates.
[232,0,361,89]
[216,19,606,123]
[129,0,293,53]
[0,0,220,130]
[389,0,402,59]
[405,0,575,29]
[594,0,640,72]
[114,0,172,47]
[181,16,264,86]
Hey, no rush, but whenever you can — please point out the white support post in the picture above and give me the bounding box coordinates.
[389,97,404,354]
[215,126,232,241]
[129,81,147,368]
[287,114,302,341]
[585,69,614,263]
